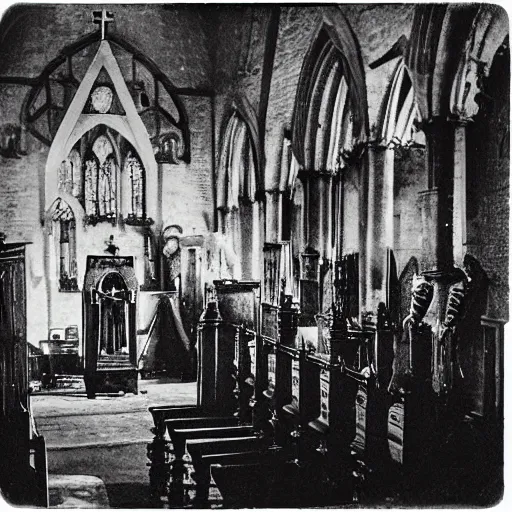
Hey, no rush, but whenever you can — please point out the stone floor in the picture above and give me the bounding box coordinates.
[31,378,197,508]
[30,378,504,509]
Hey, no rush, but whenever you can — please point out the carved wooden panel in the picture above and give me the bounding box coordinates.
[319,369,330,425]
[261,304,279,341]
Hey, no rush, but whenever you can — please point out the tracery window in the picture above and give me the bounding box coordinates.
[58,148,82,197]
[84,134,117,222]
[57,126,150,226]
[23,32,190,163]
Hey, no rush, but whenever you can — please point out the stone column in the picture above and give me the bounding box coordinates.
[264,189,280,243]
[251,200,261,280]
[418,118,455,271]
[452,121,468,268]
[365,144,389,314]
[323,174,333,260]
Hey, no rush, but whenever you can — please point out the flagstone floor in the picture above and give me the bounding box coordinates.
[32,378,197,508]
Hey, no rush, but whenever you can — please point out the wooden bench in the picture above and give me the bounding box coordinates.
[167,423,253,460]
[148,405,197,437]
[211,459,303,507]
[184,436,266,505]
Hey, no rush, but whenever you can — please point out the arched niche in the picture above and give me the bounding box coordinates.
[46,198,79,292]
[216,107,259,280]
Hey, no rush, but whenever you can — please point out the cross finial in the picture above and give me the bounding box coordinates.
[92,9,114,40]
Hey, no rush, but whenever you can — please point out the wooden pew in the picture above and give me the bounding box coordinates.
[147,280,260,500]
[280,326,321,461]
[211,459,304,508]
[165,244,294,506]
[185,436,268,506]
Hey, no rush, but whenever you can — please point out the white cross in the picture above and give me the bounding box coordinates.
[92,9,114,40]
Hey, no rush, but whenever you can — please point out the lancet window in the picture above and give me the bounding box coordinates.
[58,148,82,198]
[84,134,118,222]
[57,126,149,226]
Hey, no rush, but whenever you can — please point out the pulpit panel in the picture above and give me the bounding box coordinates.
[82,256,138,397]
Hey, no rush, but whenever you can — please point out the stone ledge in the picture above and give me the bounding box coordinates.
[48,474,110,508]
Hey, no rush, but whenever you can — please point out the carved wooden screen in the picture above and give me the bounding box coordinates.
[263,243,281,306]
[262,242,291,306]
[0,243,33,503]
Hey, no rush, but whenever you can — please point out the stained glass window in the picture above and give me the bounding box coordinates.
[58,148,82,197]
[56,128,150,227]
[84,134,118,223]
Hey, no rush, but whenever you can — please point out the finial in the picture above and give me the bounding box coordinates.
[92,9,114,40]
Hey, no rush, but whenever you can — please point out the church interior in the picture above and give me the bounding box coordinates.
[0,3,508,508]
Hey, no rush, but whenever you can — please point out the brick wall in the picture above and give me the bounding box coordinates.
[161,95,214,236]
[0,5,215,345]
[0,4,212,88]
[466,44,509,321]
[0,4,508,340]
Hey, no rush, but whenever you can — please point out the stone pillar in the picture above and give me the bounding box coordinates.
[452,121,467,267]
[264,189,280,243]
[365,145,389,314]
[307,174,321,251]
[324,175,333,260]
[419,118,455,271]
[251,200,261,280]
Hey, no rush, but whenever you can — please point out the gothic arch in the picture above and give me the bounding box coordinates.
[46,198,79,291]
[217,94,263,205]
[44,40,158,223]
[377,58,422,147]
[216,99,262,280]
[405,4,481,121]
[217,102,260,211]
[450,5,509,120]
[23,30,190,158]
[291,10,369,168]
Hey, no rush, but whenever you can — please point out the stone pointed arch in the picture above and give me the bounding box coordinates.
[450,5,509,121]
[291,9,369,168]
[45,195,84,232]
[217,95,262,210]
[405,4,481,121]
[44,40,158,223]
[377,58,422,146]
